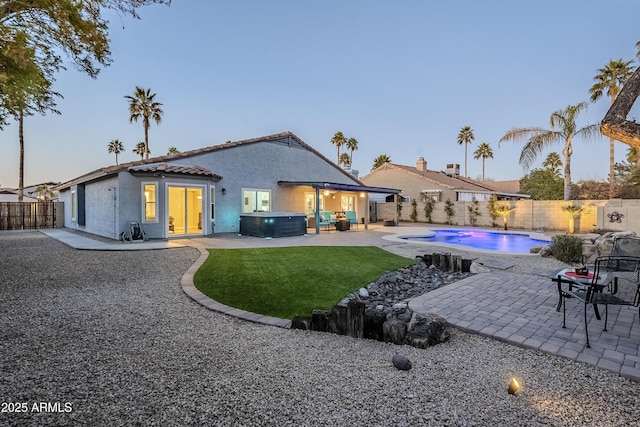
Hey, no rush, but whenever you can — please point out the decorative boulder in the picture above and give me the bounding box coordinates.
[538,245,553,257]
[470,261,490,273]
[392,353,412,371]
[383,317,407,345]
[291,316,312,330]
[405,313,450,349]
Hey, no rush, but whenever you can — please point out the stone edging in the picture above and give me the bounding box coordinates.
[180,245,292,329]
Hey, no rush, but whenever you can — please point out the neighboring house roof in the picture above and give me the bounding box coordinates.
[55,131,356,191]
[0,189,39,202]
[363,163,529,198]
[484,180,521,194]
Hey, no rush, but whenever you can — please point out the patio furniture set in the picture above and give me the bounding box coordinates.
[552,236,640,348]
[315,211,359,232]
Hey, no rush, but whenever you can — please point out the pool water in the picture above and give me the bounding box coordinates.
[400,229,550,253]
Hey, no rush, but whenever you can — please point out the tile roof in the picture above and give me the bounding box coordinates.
[128,163,222,180]
[55,131,354,190]
[389,163,498,192]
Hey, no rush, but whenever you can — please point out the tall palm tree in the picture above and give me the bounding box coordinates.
[339,152,351,168]
[589,58,634,197]
[499,102,600,200]
[124,86,164,160]
[542,152,562,176]
[346,137,359,166]
[133,141,147,160]
[457,125,474,177]
[107,139,124,164]
[372,154,391,170]
[636,41,640,61]
[167,146,180,155]
[472,142,493,181]
[627,146,638,164]
[330,131,346,164]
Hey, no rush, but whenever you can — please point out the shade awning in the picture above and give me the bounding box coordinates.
[277,181,401,194]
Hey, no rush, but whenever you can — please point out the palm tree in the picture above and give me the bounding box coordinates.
[473,142,493,181]
[457,126,474,177]
[124,86,164,160]
[330,131,346,164]
[542,152,562,174]
[107,139,124,164]
[167,146,180,155]
[636,41,640,60]
[627,146,638,164]
[372,154,391,170]
[499,102,600,200]
[346,137,359,166]
[339,152,351,168]
[133,141,147,160]
[589,58,634,197]
[35,184,54,201]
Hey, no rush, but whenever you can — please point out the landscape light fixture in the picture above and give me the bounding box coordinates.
[508,377,521,395]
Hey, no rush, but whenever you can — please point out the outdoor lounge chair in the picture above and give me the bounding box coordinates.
[316,211,334,231]
[345,211,358,230]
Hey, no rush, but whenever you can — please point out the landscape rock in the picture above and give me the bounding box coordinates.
[392,354,412,371]
[383,317,407,345]
[405,313,451,349]
[470,261,490,273]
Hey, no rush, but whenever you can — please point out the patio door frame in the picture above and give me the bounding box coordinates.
[165,182,207,237]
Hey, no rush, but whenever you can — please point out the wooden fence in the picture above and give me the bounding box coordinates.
[0,202,57,230]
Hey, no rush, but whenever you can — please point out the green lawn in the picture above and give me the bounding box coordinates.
[193,246,412,319]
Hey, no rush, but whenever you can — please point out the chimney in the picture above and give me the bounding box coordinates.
[416,157,427,171]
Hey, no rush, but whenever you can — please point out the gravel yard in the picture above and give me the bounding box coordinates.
[1,231,639,426]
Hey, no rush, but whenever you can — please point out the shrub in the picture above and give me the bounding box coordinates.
[444,199,455,225]
[550,235,583,263]
[467,197,481,226]
[422,195,435,223]
[410,199,418,222]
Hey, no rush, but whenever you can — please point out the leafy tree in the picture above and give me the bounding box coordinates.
[108,139,124,164]
[561,204,586,234]
[372,154,391,170]
[125,86,163,160]
[542,152,562,175]
[346,137,358,166]
[467,197,481,226]
[487,194,499,226]
[444,198,455,225]
[330,131,346,164]
[0,0,168,123]
[519,168,563,200]
[1,31,60,201]
[422,194,435,223]
[167,146,180,155]
[339,152,351,168]
[457,125,474,177]
[626,146,638,164]
[499,102,600,200]
[133,141,147,159]
[570,180,610,200]
[620,165,640,198]
[589,58,635,197]
[473,142,493,181]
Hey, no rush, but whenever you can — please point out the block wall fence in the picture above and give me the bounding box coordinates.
[375,199,640,234]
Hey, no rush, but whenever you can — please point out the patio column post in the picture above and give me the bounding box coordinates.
[394,193,399,225]
[364,193,369,230]
[314,187,320,235]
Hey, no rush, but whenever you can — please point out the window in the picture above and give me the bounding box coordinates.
[143,183,158,222]
[243,189,270,213]
[341,196,355,212]
[210,187,215,221]
[304,192,324,215]
[71,190,77,221]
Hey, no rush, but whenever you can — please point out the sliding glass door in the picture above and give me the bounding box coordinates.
[168,186,203,236]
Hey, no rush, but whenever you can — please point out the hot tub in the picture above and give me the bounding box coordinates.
[239,212,307,238]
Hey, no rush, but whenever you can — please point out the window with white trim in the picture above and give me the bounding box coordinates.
[243,189,270,213]
[71,190,77,221]
[143,183,158,222]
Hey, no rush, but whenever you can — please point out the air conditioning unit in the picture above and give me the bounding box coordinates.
[445,163,460,176]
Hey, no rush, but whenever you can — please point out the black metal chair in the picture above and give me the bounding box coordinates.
[560,254,640,347]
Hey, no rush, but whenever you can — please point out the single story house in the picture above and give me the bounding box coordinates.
[54,132,399,239]
[361,157,529,203]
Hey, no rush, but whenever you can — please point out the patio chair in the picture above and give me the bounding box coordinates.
[559,254,640,347]
[345,211,358,230]
[316,211,333,231]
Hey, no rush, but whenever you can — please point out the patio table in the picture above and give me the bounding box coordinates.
[551,268,611,319]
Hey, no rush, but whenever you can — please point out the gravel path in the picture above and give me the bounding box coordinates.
[1,231,639,426]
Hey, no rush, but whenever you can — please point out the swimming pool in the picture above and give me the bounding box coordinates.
[399,229,551,253]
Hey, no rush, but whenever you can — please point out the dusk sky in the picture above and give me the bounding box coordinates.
[1,0,640,188]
